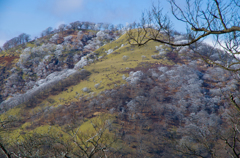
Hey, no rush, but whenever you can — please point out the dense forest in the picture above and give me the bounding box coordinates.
[0,0,240,157]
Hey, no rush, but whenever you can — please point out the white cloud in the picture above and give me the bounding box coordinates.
[52,0,84,15]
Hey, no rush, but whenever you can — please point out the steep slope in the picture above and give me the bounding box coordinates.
[0,28,239,157]
[0,29,119,111]
[0,30,174,114]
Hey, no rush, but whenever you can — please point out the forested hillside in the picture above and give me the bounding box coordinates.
[0,9,240,158]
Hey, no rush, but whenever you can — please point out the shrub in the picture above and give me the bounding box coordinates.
[94,83,101,89]
[82,87,91,93]
[141,55,146,60]
[106,49,113,55]
[122,55,129,61]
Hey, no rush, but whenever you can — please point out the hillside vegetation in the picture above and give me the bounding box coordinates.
[0,23,239,157]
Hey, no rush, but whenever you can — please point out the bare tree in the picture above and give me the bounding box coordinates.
[117,24,124,30]
[108,24,115,31]
[127,0,240,157]
[221,95,240,158]
[83,22,90,30]
[23,34,30,43]
[127,0,240,71]
[102,23,110,31]
[0,116,19,158]
[96,23,103,30]
[0,115,119,158]
[61,115,119,158]
[59,24,66,35]
[89,22,96,30]
[41,27,53,37]
[70,21,81,31]
[2,42,10,50]
[79,21,84,30]
[2,33,30,50]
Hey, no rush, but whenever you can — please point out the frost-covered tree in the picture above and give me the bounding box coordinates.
[63,35,73,45]
[70,21,80,30]
[127,0,240,72]
[49,34,59,44]
[126,71,144,85]
[41,27,53,37]
[58,24,66,35]
[102,23,110,30]
[122,55,129,61]
[2,33,30,50]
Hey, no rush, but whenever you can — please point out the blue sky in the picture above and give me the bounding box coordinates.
[0,0,185,47]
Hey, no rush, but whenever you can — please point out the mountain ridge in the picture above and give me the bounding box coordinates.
[0,24,238,157]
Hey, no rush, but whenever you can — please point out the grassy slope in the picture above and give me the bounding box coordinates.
[37,33,172,107]
[0,32,174,143]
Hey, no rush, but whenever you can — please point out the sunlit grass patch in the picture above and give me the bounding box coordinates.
[0,107,21,120]
[0,32,175,146]
[25,34,174,108]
